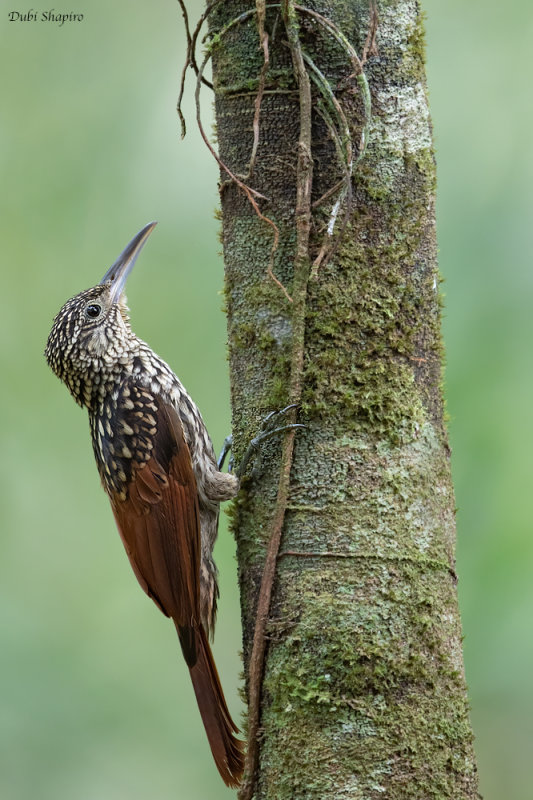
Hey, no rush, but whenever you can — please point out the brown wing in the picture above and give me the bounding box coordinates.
[96,381,244,785]
[109,395,201,658]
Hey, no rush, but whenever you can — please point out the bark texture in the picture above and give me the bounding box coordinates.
[208,1,479,797]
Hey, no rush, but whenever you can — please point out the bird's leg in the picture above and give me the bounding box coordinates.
[218,405,305,480]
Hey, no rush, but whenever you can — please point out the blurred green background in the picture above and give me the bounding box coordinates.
[0,1,530,798]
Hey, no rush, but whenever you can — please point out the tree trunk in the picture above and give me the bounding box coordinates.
[207,1,479,797]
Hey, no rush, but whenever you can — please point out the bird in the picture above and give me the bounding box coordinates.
[45,222,244,787]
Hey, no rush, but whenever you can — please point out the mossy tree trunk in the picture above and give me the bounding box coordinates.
[207,1,479,797]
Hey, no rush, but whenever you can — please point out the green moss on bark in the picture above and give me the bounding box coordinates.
[262,563,474,799]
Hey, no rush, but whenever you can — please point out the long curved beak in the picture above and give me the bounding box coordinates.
[100,221,157,303]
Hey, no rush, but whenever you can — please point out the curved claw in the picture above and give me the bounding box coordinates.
[262,404,299,426]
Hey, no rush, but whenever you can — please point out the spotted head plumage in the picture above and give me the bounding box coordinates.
[45,222,156,409]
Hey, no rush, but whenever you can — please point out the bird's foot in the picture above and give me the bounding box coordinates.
[218,405,305,480]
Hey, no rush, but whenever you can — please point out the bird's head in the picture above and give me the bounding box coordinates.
[45,222,157,408]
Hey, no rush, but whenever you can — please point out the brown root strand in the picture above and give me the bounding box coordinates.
[238,2,313,797]
[362,1,379,64]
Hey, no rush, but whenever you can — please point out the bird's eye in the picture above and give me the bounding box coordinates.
[86,303,102,319]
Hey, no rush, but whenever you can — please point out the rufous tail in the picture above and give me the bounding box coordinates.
[177,622,244,787]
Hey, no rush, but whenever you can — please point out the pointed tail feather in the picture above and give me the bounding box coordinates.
[176,622,244,788]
